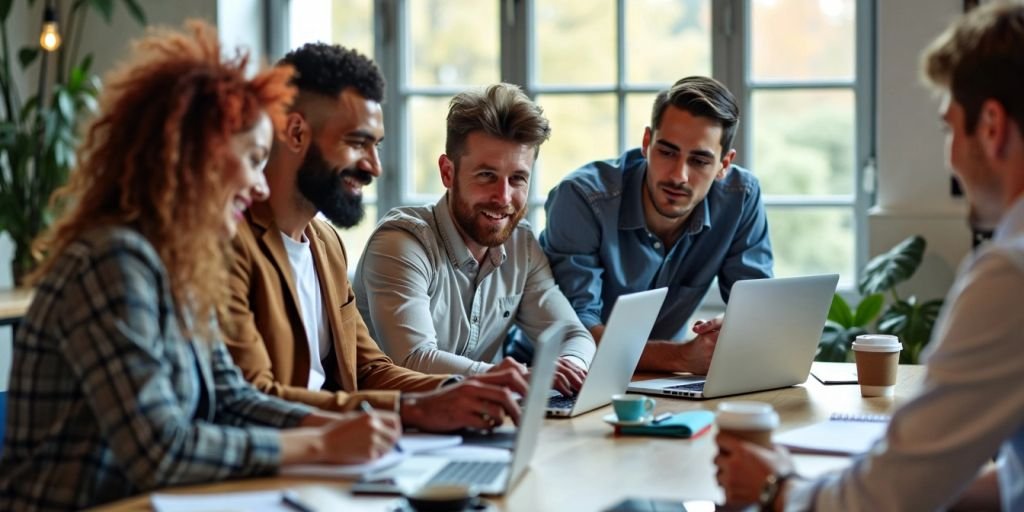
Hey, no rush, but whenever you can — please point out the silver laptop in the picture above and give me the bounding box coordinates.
[546,288,668,417]
[627,274,839,399]
[354,322,565,496]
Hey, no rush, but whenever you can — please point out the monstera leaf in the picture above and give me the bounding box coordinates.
[817,293,884,362]
[859,235,926,296]
[878,297,944,363]
[818,320,868,362]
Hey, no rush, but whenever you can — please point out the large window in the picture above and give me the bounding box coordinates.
[285,0,874,288]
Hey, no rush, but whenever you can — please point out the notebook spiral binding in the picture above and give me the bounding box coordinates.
[829,412,890,423]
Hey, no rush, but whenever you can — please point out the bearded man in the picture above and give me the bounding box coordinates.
[353,83,595,398]
[222,45,532,433]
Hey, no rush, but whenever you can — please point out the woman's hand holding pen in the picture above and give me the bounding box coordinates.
[286,407,401,465]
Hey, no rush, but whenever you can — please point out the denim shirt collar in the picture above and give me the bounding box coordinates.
[433,193,506,271]
[619,157,712,236]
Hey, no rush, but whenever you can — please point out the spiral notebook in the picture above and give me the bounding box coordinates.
[775,413,889,455]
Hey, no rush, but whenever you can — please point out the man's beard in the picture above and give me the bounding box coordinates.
[296,143,373,228]
[450,179,526,248]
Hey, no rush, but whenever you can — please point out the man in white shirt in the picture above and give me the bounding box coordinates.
[714,3,1024,510]
[354,83,596,397]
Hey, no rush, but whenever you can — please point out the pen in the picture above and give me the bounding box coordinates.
[651,412,673,424]
[359,400,403,453]
[281,490,315,512]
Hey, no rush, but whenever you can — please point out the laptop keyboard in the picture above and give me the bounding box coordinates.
[427,460,506,486]
[547,395,577,409]
[665,382,706,392]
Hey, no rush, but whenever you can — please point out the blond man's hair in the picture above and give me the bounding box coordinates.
[922,1,1024,133]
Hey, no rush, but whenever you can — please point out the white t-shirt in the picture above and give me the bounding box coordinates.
[280,232,331,391]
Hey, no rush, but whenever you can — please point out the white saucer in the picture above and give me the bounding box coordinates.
[602,413,652,427]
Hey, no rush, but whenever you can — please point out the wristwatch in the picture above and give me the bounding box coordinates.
[758,472,792,512]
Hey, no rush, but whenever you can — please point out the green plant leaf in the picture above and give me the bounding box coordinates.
[80,54,94,75]
[878,297,944,363]
[18,47,39,69]
[121,0,146,25]
[0,0,13,22]
[0,120,17,146]
[817,321,847,362]
[852,293,884,327]
[57,90,75,121]
[817,322,866,362]
[826,293,854,328]
[88,0,115,23]
[19,96,40,123]
[859,235,926,295]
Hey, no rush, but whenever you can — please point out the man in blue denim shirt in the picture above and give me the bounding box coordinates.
[541,76,772,374]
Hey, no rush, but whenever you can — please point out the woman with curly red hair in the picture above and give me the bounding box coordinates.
[0,21,399,511]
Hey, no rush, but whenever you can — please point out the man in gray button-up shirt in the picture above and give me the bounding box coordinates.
[354,83,595,397]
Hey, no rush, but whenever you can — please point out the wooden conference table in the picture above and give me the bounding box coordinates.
[93,364,924,512]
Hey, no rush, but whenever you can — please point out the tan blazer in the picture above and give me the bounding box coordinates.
[222,201,447,412]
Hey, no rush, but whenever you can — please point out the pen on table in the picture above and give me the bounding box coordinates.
[651,412,673,424]
[359,400,403,453]
[281,490,315,512]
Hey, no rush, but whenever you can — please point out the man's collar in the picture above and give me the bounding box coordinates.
[433,193,507,270]
[994,194,1024,242]
[619,164,648,230]
[246,199,323,244]
[248,200,277,231]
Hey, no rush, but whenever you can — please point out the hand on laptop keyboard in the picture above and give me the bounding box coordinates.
[553,357,588,397]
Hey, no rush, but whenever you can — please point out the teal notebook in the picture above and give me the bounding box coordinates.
[615,410,715,438]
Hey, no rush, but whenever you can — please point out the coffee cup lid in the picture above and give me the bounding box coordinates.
[852,334,902,352]
[715,401,779,430]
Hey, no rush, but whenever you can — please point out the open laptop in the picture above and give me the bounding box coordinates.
[354,322,565,496]
[546,288,668,417]
[627,274,839,399]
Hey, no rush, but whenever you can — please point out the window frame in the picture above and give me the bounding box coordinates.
[275,0,877,291]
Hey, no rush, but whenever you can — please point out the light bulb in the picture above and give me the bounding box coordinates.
[39,4,61,52]
[40,22,61,51]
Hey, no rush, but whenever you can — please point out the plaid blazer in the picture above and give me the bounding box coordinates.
[0,227,314,511]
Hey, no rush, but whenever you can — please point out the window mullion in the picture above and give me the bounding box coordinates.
[854,0,878,282]
[616,0,627,154]
[375,0,405,216]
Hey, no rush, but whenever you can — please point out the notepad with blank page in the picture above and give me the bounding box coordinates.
[152,490,293,512]
[775,413,890,455]
[810,362,859,385]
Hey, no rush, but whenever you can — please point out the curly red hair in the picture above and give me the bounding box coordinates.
[31,20,294,338]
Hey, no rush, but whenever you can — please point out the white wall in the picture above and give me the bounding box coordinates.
[218,0,267,71]
[870,0,971,302]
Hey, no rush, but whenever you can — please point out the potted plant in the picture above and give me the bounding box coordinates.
[818,235,945,364]
[0,0,145,284]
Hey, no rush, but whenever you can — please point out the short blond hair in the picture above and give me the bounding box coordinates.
[922,1,1024,133]
[445,83,551,164]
